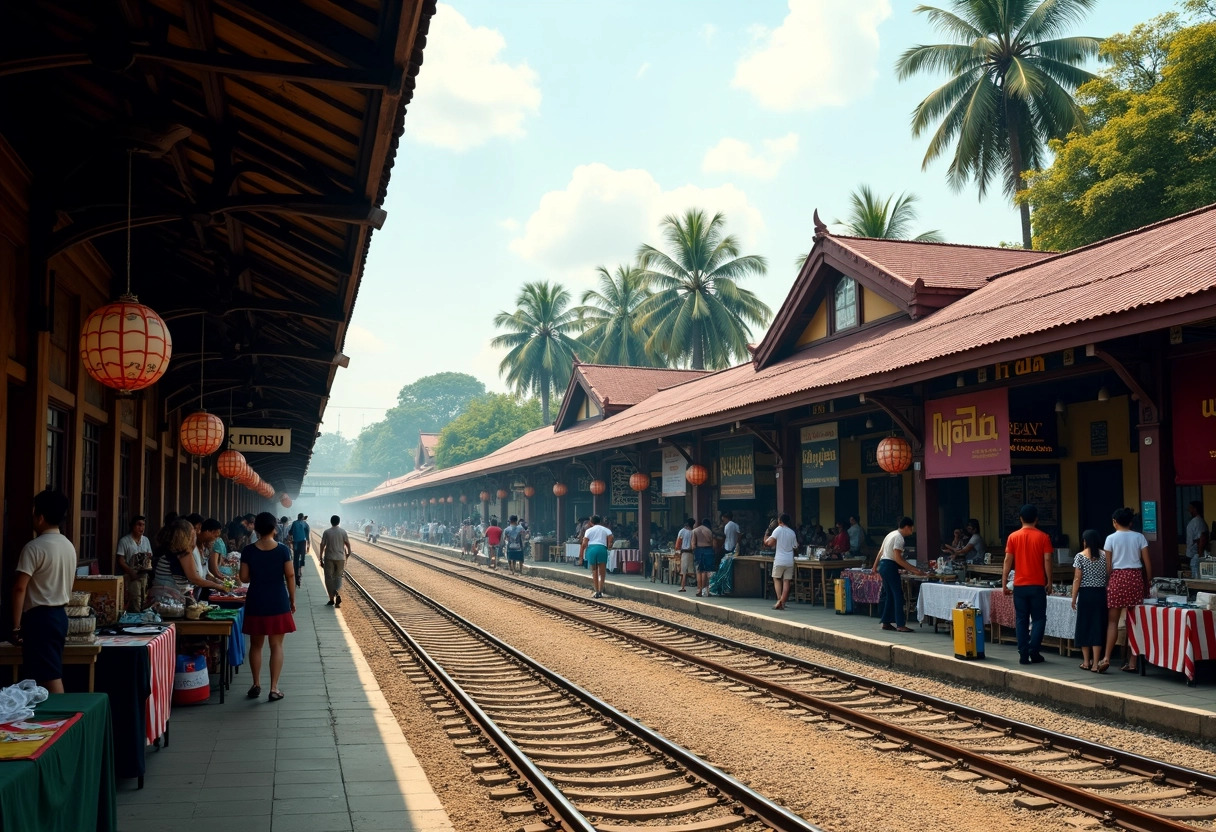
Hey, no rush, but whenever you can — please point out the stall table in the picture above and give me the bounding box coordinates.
[733,555,774,598]
[173,611,244,703]
[1126,604,1216,685]
[93,627,175,785]
[607,548,641,573]
[0,643,101,690]
[564,543,582,563]
[986,591,1077,653]
[966,563,1075,583]
[1185,579,1216,596]
[916,581,993,630]
[802,558,865,607]
[0,693,116,832]
[843,568,882,611]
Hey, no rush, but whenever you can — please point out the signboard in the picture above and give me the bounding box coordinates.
[925,388,1010,479]
[1009,405,1058,458]
[998,465,1061,540]
[1172,355,1216,484]
[609,465,666,509]
[227,427,292,454]
[661,447,687,496]
[718,437,755,500]
[800,423,840,489]
[1089,421,1108,456]
[1142,500,1158,535]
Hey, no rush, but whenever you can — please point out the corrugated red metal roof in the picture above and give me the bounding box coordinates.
[346,204,1216,502]
[419,433,440,453]
[831,236,1054,291]
[576,364,710,408]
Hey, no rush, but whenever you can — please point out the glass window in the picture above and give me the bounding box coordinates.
[46,406,68,492]
[833,278,858,331]
[119,440,133,532]
[80,421,101,563]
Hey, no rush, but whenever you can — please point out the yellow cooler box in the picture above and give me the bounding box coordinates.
[952,606,985,660]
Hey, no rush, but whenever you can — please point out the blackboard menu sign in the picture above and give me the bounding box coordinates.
[1090,421,1108,456]
[866,475,903,535]
[998,465,1061,541]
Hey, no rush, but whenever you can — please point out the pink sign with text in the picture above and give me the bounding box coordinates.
[925,388,1010,479]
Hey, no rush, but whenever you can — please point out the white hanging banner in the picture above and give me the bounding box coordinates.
[661,447,687,496]
[227,427,292,454]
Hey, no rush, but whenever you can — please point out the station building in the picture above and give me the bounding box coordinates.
[347,209,1216,580]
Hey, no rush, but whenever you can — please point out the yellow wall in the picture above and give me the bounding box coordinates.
[802,434,912,534]
[795,300,828,347]
[863,287,900,322]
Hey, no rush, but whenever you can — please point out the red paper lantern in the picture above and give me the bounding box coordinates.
[686,464,708,486]
[281,495,292,508]
[588,479,606,495]
[460,494,468,504]
[217,450,246,479]
[552,483,568,497]
[180,411,225,456]
[446,496,454,504]
[479,490,490,502]
[523,486,536,498]
[629,472,650,492]
[876,436,913,474]
[79,296,173,391]
[496,489,508,500]
[429,497,437,505]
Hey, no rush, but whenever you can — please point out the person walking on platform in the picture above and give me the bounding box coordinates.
[764,514,799,610]
[1002,504,1054,665]
[287,513,310,588]
[11,490,76,693]
[116,515,153,612]
[318,515,352,608]
[241,512,296,701]
[691,518,715,598]
[503,515,526,575]
[580,515,613,599]
[485,517,503,568]
[1103,507,1152,673]
[873,517,923,631]
[1071,529,1109,672]
[676,519,694,592]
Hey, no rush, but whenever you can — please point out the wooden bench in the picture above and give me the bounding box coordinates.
[0,642,102,691]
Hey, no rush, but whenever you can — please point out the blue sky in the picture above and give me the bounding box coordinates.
[324,0,1178,439]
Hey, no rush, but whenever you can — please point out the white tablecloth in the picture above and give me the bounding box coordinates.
[987,591,1078,639]
[607,549,641,572]
[917,582,997,624]
[564,543,582,563]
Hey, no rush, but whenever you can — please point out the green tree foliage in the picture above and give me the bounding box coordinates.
[636,209,771,370]
[434,394,544,469]
[839,185,945,241]
[896,0,1101,248]
[492,281,581,424]
[572,264,656,367]
[348,372,485,476]
[308,432,354,473]
[1023,16,1216,251]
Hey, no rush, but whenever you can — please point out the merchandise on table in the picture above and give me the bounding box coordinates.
[72,576,125,627]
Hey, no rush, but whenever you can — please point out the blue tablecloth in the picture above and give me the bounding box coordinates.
[227,606,246,667]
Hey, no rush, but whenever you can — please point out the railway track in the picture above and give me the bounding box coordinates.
[344,556,826,832]
[357,535,1216,832]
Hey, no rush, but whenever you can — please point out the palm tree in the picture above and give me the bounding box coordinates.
[636,209,771,370]
[794,186,944,266]
[895,0,1101,248]
[491,281,581,423]
[572,264,656,367]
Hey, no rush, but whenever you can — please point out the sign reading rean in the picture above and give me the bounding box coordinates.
[227,427,292,454]
[925,388,1010,479]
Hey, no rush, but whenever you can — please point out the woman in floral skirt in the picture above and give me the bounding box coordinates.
[1102,507,1151,674]
[240,512,296,701]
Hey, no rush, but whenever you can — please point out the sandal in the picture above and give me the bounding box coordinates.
[1120,664,1138,674]
[268,690,285,701]
[1079,662,1091,671]
[1096,659,1109,674]
[246,685,261,699]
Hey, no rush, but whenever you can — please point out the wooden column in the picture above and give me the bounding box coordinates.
[638,449,652,571]
[592,460,607,519]
[775,419,798,520]
[912,458,938,568]
[555,491,566,541]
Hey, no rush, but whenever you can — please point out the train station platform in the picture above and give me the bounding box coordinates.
[115,557,455,832]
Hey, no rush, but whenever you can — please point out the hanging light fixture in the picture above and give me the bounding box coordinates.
[865,417,874,429]
[685,465,708,486]
[1097,386,1110,402]
[1055,399,1066,414]
[588,479,606,495]
[552,482,568,497]
[79,152,172,392]
[496,488,508,499]
[629,472,650,492]
[876,436,913,474]
[217,450,246,479]
[180,318,225,456]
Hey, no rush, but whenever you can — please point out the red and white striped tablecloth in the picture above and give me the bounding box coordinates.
[145,627,175,744]
[1126,604,1216,682]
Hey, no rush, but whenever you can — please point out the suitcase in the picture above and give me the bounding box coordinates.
[834,577,853,615]
[952,607,985,660]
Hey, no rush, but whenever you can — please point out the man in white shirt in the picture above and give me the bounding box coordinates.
[676,519,695,592]
[11,490,77,693]
[764,513,799,611]
[1186,501,1209,577]
[317,515,352,608]
[872,517,924,632]
[579,515,614,599]
[116,515,153,612]
[847,516,865,556]
[721,512,740,555]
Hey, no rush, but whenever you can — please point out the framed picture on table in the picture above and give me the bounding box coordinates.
[1199,560,1216,580]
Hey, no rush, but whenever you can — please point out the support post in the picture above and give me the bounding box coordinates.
[775,419,798,520]
[638,449,652,574]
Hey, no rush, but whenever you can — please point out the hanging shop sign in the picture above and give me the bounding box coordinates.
[718,437,755,500]
[227,427,292,453]
[925,388,1010,479]
[800,423,840,489]
[1009,405,1058,458]
[661,447,687,496]
[609,465,666,509]
[1172,355,1216,484]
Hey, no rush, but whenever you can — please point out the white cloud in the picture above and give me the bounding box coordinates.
[732,0,891,111]
[702,133,799,179]
[508,163,764,279]
[406,3,541,151]
[701,23,717,44]
[345,324,389,355]
[497,218,520,231]
[635,62,651,79]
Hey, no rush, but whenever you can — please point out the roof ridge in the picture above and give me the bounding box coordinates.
[834,234,1057,255]
[576,363,709,372]
[983,201,1216,283]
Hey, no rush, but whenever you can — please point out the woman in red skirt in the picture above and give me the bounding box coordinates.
[240,512,296,701]
[1102,506,1151,673]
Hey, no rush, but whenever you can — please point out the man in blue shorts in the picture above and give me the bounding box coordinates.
[579,515,614,599]
[503,515,526,575]
[288,513,310,587]
[692,517,715,598]
[11,490,76,693]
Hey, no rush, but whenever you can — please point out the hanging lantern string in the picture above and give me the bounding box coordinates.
[199,316,205,411]
[125,150,132,297]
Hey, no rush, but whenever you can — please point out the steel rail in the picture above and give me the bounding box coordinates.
[343,571,596,832]
[360,539,1211,832]
[349,556,828,832]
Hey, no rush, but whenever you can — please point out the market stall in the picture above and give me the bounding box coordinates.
[93,627,175,785]
[1126,604,1216,684]
[843,568,882,608]
[0,692,116,832]
[607,548,642,573]
[987,591,1078,651]
[917,582,996,629]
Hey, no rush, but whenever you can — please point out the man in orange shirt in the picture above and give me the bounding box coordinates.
[1001,504,1054,665]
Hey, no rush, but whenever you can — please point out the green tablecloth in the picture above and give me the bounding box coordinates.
[0,693,116,832]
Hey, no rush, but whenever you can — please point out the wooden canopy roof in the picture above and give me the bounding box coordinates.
[0,0,435,494]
